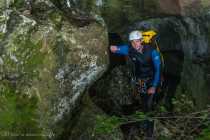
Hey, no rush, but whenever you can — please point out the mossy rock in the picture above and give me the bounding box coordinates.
[0,0,109,139]
[68,94,124,140]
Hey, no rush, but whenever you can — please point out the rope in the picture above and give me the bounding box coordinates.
[119,108,210,125]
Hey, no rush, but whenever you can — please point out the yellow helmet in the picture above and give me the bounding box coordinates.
[142,30,157,44]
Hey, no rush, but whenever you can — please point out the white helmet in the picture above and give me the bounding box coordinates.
[129,30,143,41]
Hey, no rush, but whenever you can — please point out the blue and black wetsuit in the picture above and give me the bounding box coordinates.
[113,44,162,111]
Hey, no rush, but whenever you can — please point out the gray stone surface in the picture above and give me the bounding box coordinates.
[0,0,108,139]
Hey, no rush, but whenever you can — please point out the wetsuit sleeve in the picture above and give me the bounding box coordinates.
[151,49,161,87]
[113,45,129,55]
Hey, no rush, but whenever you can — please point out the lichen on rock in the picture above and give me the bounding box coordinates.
[0,0,109,139]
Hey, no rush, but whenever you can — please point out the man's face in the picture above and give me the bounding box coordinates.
[131,39,142,49]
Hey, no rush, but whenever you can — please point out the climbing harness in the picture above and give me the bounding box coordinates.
[136,78,151,95]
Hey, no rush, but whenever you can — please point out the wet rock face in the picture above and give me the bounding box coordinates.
[99,0,210,32]
[0,0,108,138]
[50,0,104,27]
[100,0,159,33]
[158,0,210,16]
[130,16,210,58]
[68,94,124,140]
[90,65,135,116]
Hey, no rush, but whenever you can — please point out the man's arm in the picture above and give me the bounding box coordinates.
[110,45,129,55]
[147,49,161,95]
[151,49,161,87]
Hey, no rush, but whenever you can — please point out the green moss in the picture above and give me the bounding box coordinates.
[158,136,171,140]
[93,110,148,135]
[0,84,45,140]
[0,1,5,10]
[0,33,48,140]
[11,0,25,9]
[131,111,147,120]
[0,32,4,40]
[52,39,69,67]
[3,35,45,79]
[172,85,195,113]
[22,40,44,73]
[49,11,62,30]
[94,115,123,134]
[196,127,210,140]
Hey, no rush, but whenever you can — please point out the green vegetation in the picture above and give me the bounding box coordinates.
[49,11,63,30]
[132,111,147,120]
[172,94,195,113]
[0,32,4,40]
[93,91,210,139]
[0,26,46,140]
[11,0,25,10]
[94,115,123,134]
[196,127,210,140]
[94,111,151,135]
[3,35,44,79]
[0,84,44,140]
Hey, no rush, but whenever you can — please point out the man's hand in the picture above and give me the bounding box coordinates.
[147,87,156,95]
[110,45,118,53]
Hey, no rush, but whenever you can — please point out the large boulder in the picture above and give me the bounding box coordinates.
[98,0,210,32]
[68,93,124,140]
[158,0,210,16]
[90,65,134,116]
[0,0,108,139]
[50,0,105,27]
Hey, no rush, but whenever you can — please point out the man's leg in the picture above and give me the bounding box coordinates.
[147,94,155,111]
[141,93,155,112]
[145,93,156,139]
[140,93,148,112]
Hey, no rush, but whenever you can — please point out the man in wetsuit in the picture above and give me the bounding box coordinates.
[110,30,162,112]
